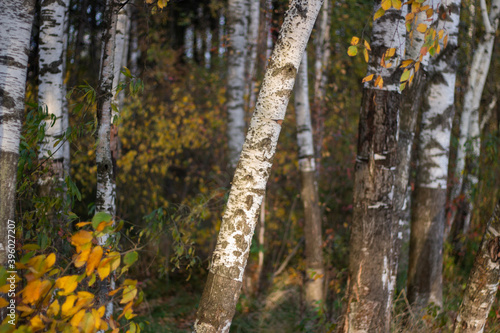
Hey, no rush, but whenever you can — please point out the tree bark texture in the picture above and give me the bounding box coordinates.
[194,1,324,332]
[245,0,260,112]
[451,0,500,239]
[294,52,325,306]
[0,0,35,265]
[38,0,70,204]
[454,201,500,333]
[342,3,407,332]
[227,0,249,169]
[407,0,461,310]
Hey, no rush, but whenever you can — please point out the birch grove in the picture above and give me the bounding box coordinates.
[194,1,324,331]
[407,0,461,309]
[294,52,325,305]
[342,3,407,331]
[226,0,249,169]
[451,0,500,239]
[0,0,36,265]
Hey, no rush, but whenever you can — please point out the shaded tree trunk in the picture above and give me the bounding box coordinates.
[194,1,324,331]
[227,0,249,168]
[454,200,500,333]
[294,52,324,306]
[450,0,500,242]
[342,3,407,332]
[0,0,35,265]
[407,0,461,310]
[245,0,260,112]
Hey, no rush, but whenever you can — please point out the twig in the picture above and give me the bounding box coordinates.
[272,237,304,278]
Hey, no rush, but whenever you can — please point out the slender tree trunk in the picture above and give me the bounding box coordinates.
[407,0,461,310]
[454,200,500,333]
[95,0,118,318]
[450,0,500,241]
[312,0,330,162]
[294,52,324,306]
[245,0,260,112]
[255,192,265,291]
[0,0,35,266]
[342,3,407,332]
[226,0,249,169]
[194,1,324,331]
[38,0,70,206]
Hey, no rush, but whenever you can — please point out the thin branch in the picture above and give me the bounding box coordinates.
[480,0,494,34]
[480,95,497,131]
[272,237,304,278]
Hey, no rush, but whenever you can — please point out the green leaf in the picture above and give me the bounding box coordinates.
[347,45,358,56]
[92,212,112,229]
[124,251,138,266]
[400,69,411,82]
[121,66,133,78]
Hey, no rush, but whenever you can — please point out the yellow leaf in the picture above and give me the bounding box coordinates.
[364,40,371,51]
[71,230,93,247]
[374,7,385,20]
[86,246,103,276]
[75,247,91,268]
[381,0,391,10]
[0,297,8,308]
[347,45,358,56]
[56,275,78,296]
[363,48,369,62]
[0,284,10,293]
[30,315,45,332]
[61,295,78,317]
[415,61,421,72]
[75,222,92,228]
[98,262,111,280]
[443,34,448,48]
[350,36,360,45]
[92,308,101,329]
[45,253,56,270]
[392,0,402,9]
[76,291,95,308]
[387,48,396,57]
[108,252,121,271]
[22,279,52,305]
[374,75,384,88]
[401,59,414,67]
[88,273,96,287]
[120,285,137,304]
[417,23,427,33]
[426,8,434,18]
[70,309,86,327]
[47,300,60,317]
[362,74,375,83]
[18,304,35,317]
[158,0,168,8]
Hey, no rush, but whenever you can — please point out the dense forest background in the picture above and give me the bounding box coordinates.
[2,0,500,331]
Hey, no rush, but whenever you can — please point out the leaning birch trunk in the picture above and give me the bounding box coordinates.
[312,0,330,161]
[38,0,70,205]
[407,0,461,310]
[95,0,118,318]
[294,52,324,306]
[0,0,35,266]
[342,3,407,332]
[227,0,249,169]
[194,1,324,331]
[394,0,435,287]
[450,0,500,240]
[454,200,500,333]
[245,0,260,112]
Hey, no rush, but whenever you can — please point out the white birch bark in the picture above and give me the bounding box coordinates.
[227,0,249,168]
[0,0,35,265]
[407,0,461,309]
[294,52,324,305]
[112,3,130,115]
[194,1,324,331]
[245,0,260,112]
[451,0,500,235]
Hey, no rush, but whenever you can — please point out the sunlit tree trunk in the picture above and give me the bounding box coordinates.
[0,0,35,266]
[294,52,324,306]
[450,0,500,241]
[342,3,407,332]
[312,0,330,161]
[38,0,70,202]
[194,1,324,331]
[454,201,500,333]
[246,0,260,112]
[227,0,249,169]
[95,0,118,318]
[407,0,461,310]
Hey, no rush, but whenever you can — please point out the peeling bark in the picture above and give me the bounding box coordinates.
[194,1,324,331]
[454,201,500,333]
[342,3,407,332]
[407,0,461,310]
[0,0,35,265]
[295,52,324,306]
[227,0,249,169]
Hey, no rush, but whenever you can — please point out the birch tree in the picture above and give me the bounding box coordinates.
[0,0,35,265]
[342,3,407,331]
[454,200,500,333]
[38,0,70,197]
[194,1,324,331]
[451,0,500,239]
[227,0,249,169]
[245,0,260,112]
[294,52,325,306]
[95,0,118,317]
[407,0,461,309]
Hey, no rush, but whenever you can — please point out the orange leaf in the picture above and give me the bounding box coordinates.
[56,275,78,296]
[364,40,371,51]
[71,230,93,247]
[86,246,103,276]
[350,36,360,45]
[417,23,427,33]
